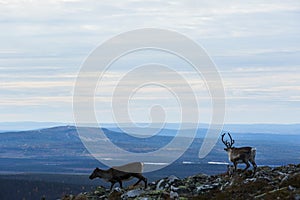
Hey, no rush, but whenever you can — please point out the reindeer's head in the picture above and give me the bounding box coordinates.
[89,167,101,179]
[221,132,235,152]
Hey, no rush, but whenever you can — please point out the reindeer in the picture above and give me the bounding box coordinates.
[221,133,257,174]
[89,162,147,190]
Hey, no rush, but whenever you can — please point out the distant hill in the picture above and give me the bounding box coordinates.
[1,122,300,134]
[0,121,69,132]
[223,123,300,135]
[0,125,300,175]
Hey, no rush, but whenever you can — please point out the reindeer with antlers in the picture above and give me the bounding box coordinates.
[221,133,257,174]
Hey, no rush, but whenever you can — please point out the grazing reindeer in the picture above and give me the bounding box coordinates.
[221,133,257,174]
[89,162,147,190]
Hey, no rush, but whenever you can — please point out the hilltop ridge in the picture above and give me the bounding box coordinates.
[62,164,300,200]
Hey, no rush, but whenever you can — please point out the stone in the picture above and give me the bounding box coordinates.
[288,185,296,191]
[294,194,300,200]
[167,175,179,184]
[156,179,165,190]
[244,177,257,184]
[170,191,179,199]
[196,184,215,193]
[121,189,144,199]
[176,185,190,194]
[108,188,122,200]
[74,194,87,200]
[170,185,179,191]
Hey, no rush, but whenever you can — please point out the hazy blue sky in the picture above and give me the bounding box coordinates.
[0,0,299,124]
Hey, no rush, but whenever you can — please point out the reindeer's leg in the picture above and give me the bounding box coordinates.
[118,180,123,189]
[233,162,237,172]
[243,160,250,172]
[250,159,257,174]
[227,165,235,176]
[133,174,147,189]
[110,181,116,191]
[143,177,148,189]
[112,177,123,189]
[133,178,142,186]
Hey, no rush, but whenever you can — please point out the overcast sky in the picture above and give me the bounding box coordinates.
[0,0,300,124]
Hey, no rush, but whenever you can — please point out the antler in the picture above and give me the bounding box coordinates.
[221,133,230,148]
[221,132,235,148]
[227,133,235,147]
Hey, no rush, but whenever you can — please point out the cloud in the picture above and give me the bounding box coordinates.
[2,81,73,89]
[0,0,299,123]
[0,96,72,106]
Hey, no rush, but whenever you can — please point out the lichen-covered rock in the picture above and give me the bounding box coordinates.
[167,175,179,184]
[93,186,107,196]
[176,185,190,194]
[170,191,179,199]
[121,188,144,199]
[156,179,166,190]
[108,188,123,200]
[74,193,87,200]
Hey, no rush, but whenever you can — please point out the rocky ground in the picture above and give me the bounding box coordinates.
[62,164,300,200]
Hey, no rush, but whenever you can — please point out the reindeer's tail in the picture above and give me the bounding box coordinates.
[251,148,256,160]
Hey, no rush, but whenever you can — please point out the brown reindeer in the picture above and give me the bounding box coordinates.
[221,133,257,174]
[89,162,147,190]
